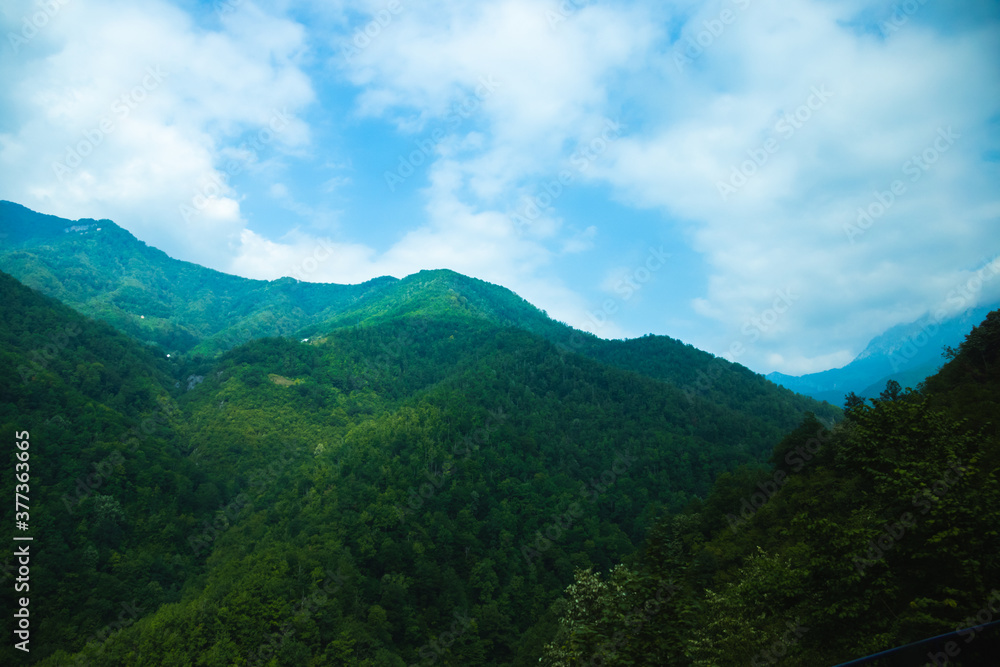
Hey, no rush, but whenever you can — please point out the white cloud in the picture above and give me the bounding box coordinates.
[231,154,597,327]
[562,225,597,254]
[1,0,997,376]
[339,0,656,188]
[0,0,314,267]
[586,0,1000,373]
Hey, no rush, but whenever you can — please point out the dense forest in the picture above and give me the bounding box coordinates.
[0,201,840,438]
[1,267,836,665]
[540,311,1000,665]
[1,216,997,664]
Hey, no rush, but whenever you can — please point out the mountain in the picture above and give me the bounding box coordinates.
[0,200,399,356]
[767,303,998,403]
[0,200,839,441]
[0,201,587,358]
[0,255,835,665]
[4,199,992,665]
[0,270,210,664]
[538,309,1000,665]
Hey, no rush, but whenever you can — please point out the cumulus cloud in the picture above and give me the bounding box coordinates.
[0,0,314,267]
[1,0,997,374]
[587,0,1000,372]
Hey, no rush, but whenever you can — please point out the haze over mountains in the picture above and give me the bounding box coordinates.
[767,302,1000,404]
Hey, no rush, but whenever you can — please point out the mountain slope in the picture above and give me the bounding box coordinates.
[301,267,840,431]
[0,200,397,355]
[0,266,836,666]
[539,308,1000,665]
[0,270,223,665]
[0,201,840,434]
[767,303,997,403]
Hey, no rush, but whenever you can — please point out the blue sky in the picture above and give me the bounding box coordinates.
[1,0,999,375]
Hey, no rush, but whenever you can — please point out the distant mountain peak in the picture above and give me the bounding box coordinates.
[769,302,999,403]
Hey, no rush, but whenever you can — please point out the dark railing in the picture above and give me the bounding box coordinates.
[831,619,1000,666]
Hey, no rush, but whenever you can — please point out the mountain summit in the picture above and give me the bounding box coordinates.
[767,301,998,403]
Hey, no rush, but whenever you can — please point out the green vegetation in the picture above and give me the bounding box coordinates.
[9,203,992,665]
[0,271,209,665]
[0,202,837,458]
[540,310,1000,665]
[0,264,837,666]
[0,201,397,356]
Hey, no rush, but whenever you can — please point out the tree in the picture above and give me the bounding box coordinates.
[879,379,903,402]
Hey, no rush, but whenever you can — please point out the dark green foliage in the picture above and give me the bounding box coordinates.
[0,201,397,357]
[0,202,838,440]
[5,235,996,666]
[0,271,209,665]
[0,203,890,665]
[0,268,838,666]
[540,309,1000,665]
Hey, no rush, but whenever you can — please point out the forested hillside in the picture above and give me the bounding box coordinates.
[0,271,212,664]
[3,213,996,665]
[1,268,837,665]
[540,311,1000,665]
[0,202,839,457]
[0,201,397,356]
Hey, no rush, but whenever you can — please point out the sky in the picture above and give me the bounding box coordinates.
[1,0,999,376]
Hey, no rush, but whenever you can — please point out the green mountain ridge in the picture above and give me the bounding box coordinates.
[1,196,997,665]
[0,200,399,355]
[0,265,834,665]
[539,311,1000,666]
[0,200,839,438]
[0,201,574,358]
